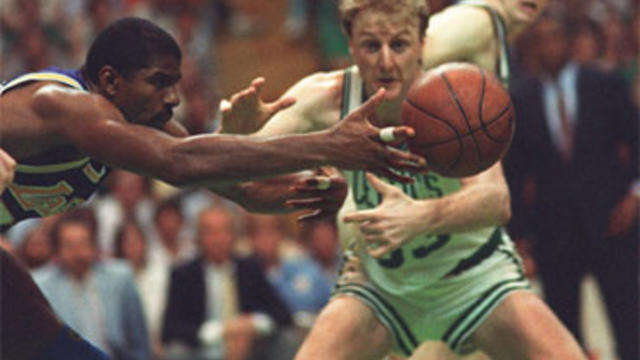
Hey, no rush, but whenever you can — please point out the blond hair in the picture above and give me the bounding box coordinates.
[339,0,431,37]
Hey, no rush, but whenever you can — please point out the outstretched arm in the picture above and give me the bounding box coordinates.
[36,85,424,187]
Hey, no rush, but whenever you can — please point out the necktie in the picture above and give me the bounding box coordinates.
[220,266,238,321]
[556,85,574,161]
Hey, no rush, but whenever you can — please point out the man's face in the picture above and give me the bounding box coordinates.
[500,0,549,26]
[113,55,181,129]
[532,17,570,76]
[349,9,424,101]
[56,222,96,279]
[197,210,235,265]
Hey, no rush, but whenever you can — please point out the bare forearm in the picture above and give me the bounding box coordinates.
[419,182,511,235]
[210,171,315,213]
[169,133,336,187]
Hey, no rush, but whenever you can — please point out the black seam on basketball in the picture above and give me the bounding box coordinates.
[404,99,462,138]
[409,121,512,150]
[440,72,482,174]
[404,99,464,172]
[483,103,513,143]
[406,100,513,147]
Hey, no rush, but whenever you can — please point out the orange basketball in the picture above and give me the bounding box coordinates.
[402,63,515,177]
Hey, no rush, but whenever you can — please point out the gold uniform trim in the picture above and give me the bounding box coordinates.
[17,158,91,174]
[1,72,84,94]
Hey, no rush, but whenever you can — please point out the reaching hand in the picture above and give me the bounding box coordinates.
[327,89,427,183]
[343,173,426,258]
[219,77,296,134]
[0,148,16,193]
[285,167,348,221]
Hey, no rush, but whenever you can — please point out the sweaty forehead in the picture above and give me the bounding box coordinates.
[351,9,419,37]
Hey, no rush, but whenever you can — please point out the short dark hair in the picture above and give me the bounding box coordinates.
[85,17,182,83]
[113,221,147,259]
[153,196,183,223]
[50,208,98,252]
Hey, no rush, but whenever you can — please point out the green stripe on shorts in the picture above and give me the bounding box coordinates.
[442,276,530,352]
[335,283,417,356]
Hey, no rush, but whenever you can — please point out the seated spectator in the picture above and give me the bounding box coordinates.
[33,208,151,360]
[114,221,169,360]
[300,219,340,286]
[247,214,331,321]
[17,220,53,270]
[162,206,292,360]
[148,197,195,267]
[93,170,155,254]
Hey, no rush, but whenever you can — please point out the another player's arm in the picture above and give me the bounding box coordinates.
[210,73,343,212]
[36,83,420,187]
[422,7,495,70]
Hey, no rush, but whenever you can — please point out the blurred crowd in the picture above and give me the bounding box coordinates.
[1,0,638,359]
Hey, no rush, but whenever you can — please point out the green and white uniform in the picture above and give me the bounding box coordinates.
[334,67,528,355]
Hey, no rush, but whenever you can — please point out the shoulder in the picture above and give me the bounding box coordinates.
[31,264,59,285]
[171,257,202,276]
[426,6,494,52]
[32,83,122,125]
[258,70,344,135]
[98,259,135,280]
[234,254,261,270]
[288,70,344,109]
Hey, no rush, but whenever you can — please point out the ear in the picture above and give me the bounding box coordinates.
[97,65,122,98]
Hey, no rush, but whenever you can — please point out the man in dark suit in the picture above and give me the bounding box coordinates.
[504,13,638,360]
[162,206,292,360]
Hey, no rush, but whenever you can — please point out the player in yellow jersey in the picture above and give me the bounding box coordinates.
[0,17,426,360]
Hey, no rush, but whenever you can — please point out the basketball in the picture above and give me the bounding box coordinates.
[401,62,515,177]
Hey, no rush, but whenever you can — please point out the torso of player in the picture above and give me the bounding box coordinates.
[0,69,110,230]
[336,67,502,294]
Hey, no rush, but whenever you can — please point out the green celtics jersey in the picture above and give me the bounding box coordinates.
[337,67,514,294]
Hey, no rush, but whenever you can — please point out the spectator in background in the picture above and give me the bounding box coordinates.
[33,208,151,360]
[571,18,604,66]
[599,9,634,73]
[17,220,53,270]
[162,206,292,360]
[300,219,340,286]
[93,170,155,254]
[114,220,169,360]
[247,214,331,320]
[149,197,195,267]
[505,12,638,360]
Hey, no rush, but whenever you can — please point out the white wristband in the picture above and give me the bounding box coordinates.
[379,127,396,143]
